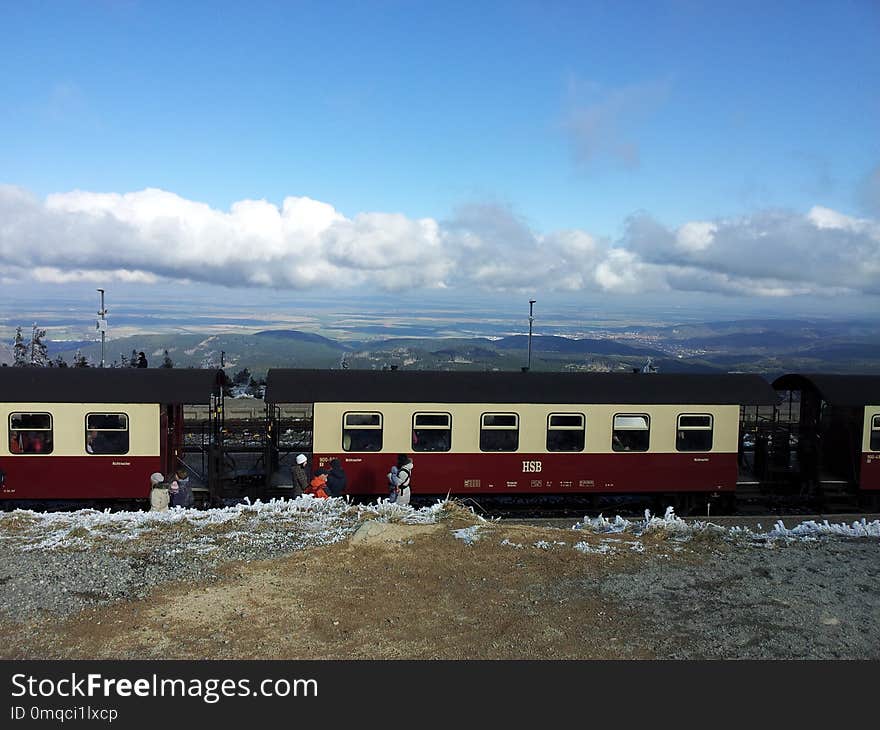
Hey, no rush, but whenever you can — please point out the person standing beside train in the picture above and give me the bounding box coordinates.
[387,464,399,502]
[291,453,310,497]
[149,472,170,512]
[396,454,413,506]
[326,458,347,498]
[170,468,194,508]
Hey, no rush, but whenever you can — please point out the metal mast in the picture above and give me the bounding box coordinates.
[96,289,108,368]
[527,299,536,371]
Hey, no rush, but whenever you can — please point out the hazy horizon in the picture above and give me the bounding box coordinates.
[1,2,878,334]
[2,282,879,345]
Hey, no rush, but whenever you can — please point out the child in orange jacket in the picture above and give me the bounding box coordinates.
[307,469,329,499]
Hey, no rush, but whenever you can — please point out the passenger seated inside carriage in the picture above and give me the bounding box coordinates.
[412,429,450,452]
[9,430,53,454]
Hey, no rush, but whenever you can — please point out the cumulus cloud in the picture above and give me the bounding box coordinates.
[622,206,880,295]
[0,184,878,298]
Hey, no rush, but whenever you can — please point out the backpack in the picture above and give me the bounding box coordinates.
[397,465,411,490]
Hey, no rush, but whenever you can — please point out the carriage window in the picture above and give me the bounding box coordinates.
[872,414,880,451]
[412,413,451,452]
[547,413,585,452]
[612,414,650,452]
[85,413,130,455]
[676,414,714,452]
[8,412,54,455]
[342,412,383,452]
[480,413,519,452]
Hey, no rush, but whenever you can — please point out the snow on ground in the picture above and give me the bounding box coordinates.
[0,500,877,555]
[452,525,483,544]
[573,506,880,546]
[0,496,451,554]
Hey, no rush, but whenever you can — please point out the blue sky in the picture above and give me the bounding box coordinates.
[0,0,878,317]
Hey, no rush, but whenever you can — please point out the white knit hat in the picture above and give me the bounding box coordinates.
[150,472,164,485]
[296,454,307,465]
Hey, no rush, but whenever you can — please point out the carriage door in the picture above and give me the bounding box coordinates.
[160,405,170,477]
[0,412,8,494]
[160,403,182,478]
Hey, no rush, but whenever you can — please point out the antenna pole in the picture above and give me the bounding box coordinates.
[96,289,107,368]
[527,299,536,371]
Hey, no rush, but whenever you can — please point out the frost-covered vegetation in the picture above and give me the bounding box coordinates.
[0,500,877,555]
[573,506,880,544]
[0,496,452,553]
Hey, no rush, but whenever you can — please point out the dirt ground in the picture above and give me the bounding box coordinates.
[1,514,877,660]
[1,518,656,659]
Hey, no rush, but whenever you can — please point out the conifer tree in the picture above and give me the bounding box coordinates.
[12,327,28,367]
[161,350,174,368]
[29,324,49,367]
[73,350,90,368]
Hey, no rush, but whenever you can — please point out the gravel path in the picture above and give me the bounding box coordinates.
[596,539,880,659]
[0,541,293,622]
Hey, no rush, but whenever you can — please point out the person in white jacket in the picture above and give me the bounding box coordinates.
[395,454,413,506]
[149,472,169,512]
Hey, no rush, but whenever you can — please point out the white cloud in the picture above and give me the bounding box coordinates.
[1,185,879,299]
[676,222,717,253]
[31,267,159,284]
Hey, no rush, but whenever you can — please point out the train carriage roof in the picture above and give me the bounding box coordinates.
[266,369,778,405]
[772,374,880,407]
[0,368,222,404]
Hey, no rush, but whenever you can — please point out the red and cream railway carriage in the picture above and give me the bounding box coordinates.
[265,369,777,502]
[0,368,222,504]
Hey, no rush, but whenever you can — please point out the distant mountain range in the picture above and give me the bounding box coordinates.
[2,319,876,374]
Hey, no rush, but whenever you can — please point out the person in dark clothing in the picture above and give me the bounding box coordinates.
[326,458,347,498]
[291,453,310,497]
[170,468,194,508]
[136,352,148,368]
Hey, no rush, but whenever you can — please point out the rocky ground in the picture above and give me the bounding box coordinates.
[0,500,877,660]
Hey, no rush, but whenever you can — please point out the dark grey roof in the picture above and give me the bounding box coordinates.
[772,374,880,407]
[266,369,778,405]
[0,368,222,404]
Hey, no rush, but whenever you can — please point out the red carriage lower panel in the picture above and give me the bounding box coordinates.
[316,452,737,496]
[0,456,161,500]
[862,454,880,491]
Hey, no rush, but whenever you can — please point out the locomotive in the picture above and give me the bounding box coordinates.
[1,367,877,512]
